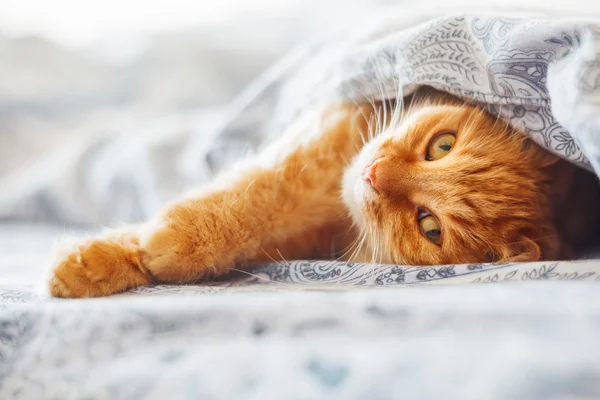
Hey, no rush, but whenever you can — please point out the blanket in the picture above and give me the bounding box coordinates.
[213,12,600,174]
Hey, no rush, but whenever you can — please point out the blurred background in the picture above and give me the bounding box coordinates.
[0,0,399,227]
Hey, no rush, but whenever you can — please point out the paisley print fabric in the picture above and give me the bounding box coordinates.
[214,14,600,174]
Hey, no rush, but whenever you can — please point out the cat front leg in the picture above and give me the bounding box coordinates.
[47,103,374,298]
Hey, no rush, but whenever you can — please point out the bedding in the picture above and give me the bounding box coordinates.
[2,224,600,399]
[3,4,600,399]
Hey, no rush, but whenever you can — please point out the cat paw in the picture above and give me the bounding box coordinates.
[47,236,152,298]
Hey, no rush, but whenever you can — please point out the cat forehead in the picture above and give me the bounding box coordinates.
[383,104,457,140]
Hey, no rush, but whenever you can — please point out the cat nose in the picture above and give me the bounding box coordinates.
[363,158,382,190]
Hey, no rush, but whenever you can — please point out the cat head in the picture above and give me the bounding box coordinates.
[342,89,565,265]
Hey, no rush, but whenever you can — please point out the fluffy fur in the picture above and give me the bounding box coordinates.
[46,88,600,298]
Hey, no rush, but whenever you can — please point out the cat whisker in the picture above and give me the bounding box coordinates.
[228,246,296,287]
[345,232,371,286]
[346,81,378,113]
[345,96,371,146]
[502,232,561,247]
[344,80,387,143]
[343,227,368,264]
[338,230,361,261]
[372,56,393,135]
[355,123,369,148]
[388,67,404,129]
[231,268,294,287]
[366,114,377,143]
[275,248,292,267]
[358,225,378,286]
[334,230,359,261]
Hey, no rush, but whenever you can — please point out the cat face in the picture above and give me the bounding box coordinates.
[342,98,563,265]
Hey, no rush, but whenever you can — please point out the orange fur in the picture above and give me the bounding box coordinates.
[47,88,599,298]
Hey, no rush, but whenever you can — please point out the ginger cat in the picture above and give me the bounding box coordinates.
[46,88,600,298]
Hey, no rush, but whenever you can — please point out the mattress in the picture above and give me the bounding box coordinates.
[2,224,600,399]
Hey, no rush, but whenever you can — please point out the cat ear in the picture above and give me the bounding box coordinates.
[521,139,560,168]
[502,235,542,263]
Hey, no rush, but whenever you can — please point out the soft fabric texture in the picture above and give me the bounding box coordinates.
[1,224,600,399]
[215,13,600,174]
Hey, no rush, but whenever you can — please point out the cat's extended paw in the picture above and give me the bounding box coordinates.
[47,236,152,298]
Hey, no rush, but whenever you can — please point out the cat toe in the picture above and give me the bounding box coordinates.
[47,238,152,298]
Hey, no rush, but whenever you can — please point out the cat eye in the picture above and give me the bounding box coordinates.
[417,211,442,246]
[426,132,456,161]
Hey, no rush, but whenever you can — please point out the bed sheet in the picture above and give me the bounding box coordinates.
[2,224,600,399]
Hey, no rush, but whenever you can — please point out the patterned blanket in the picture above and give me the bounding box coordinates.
[212,13,600,175]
